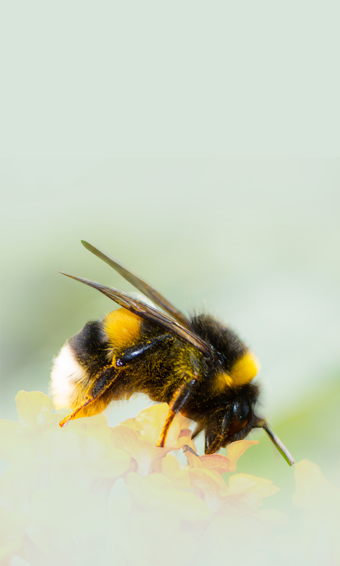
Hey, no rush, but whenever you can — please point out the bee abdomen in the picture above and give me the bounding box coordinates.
[51,320,110,410]
[51,342,88,410]
[70,320,110,376]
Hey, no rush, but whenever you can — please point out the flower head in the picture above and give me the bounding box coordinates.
[0,391,337,566]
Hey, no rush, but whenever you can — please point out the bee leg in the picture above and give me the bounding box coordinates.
[204,407,232,454]
[59,399,93,427]
[157,378,199,447]
[182,445,199,457]
[157,355,202,448]
[59,366,118,427]
[115,334,173,366]
[191,422,204,440]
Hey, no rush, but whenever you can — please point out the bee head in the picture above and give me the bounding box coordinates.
[204,395,257,455]
[203,391,294,466]
[222,398,254,444]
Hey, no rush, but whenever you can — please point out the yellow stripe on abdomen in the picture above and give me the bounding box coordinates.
[103,308,141,349]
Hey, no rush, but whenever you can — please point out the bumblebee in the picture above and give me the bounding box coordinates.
[51,241,294,466]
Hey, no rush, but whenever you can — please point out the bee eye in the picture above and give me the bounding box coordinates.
[221,399,251,446]
[232,399,250,421]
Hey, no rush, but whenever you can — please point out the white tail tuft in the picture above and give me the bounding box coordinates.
[51,344,85,409]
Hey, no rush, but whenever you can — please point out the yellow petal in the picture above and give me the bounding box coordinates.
[25,525,54,559]
[133,403,181,446]
[258,508,289,526]
[111,425,163,476]
[126,472,210,521]
[227,440,259,472]
[124,403,191,447]
[189,468,229,511]
[159,454,192,489]
[293,459,340,511]
[183,446,206,469]
[228,473,280,504]
[199,454,231,474]
[0,420,26,464]
[15,391,53,430]
[0,460,42,512]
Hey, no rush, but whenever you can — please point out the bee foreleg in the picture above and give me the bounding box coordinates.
[116,334,173,367]
[157,353,202,448]
[191,422,204,440]
[59,366,118,427]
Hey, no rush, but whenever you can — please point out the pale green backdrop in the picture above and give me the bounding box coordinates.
[1,1,339,491]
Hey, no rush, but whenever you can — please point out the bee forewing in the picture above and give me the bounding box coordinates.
[81,240,191,329]
[59,272,212,358]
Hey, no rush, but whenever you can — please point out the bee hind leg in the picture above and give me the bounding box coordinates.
[59,366,119,427]
[59,398,94,427]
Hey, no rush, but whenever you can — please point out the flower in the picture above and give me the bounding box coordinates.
[110,403,190,476]
[0,391,338,566]
[292,460,340,564]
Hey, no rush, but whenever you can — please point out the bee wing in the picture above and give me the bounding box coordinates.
[81,240,191,329]
[60,272,212,358]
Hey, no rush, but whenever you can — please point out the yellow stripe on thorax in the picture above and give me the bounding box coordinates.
[229,352,259,386]
[103,308,141,349]
[215,352,259,391]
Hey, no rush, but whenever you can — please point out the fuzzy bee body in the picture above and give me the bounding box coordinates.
[51,242,294,464]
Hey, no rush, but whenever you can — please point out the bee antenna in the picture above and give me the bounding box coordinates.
[257,419,294,467]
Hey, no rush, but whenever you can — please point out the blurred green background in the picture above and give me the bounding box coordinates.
[1,1,339,493]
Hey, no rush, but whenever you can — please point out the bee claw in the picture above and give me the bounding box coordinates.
[182,444,199,457]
